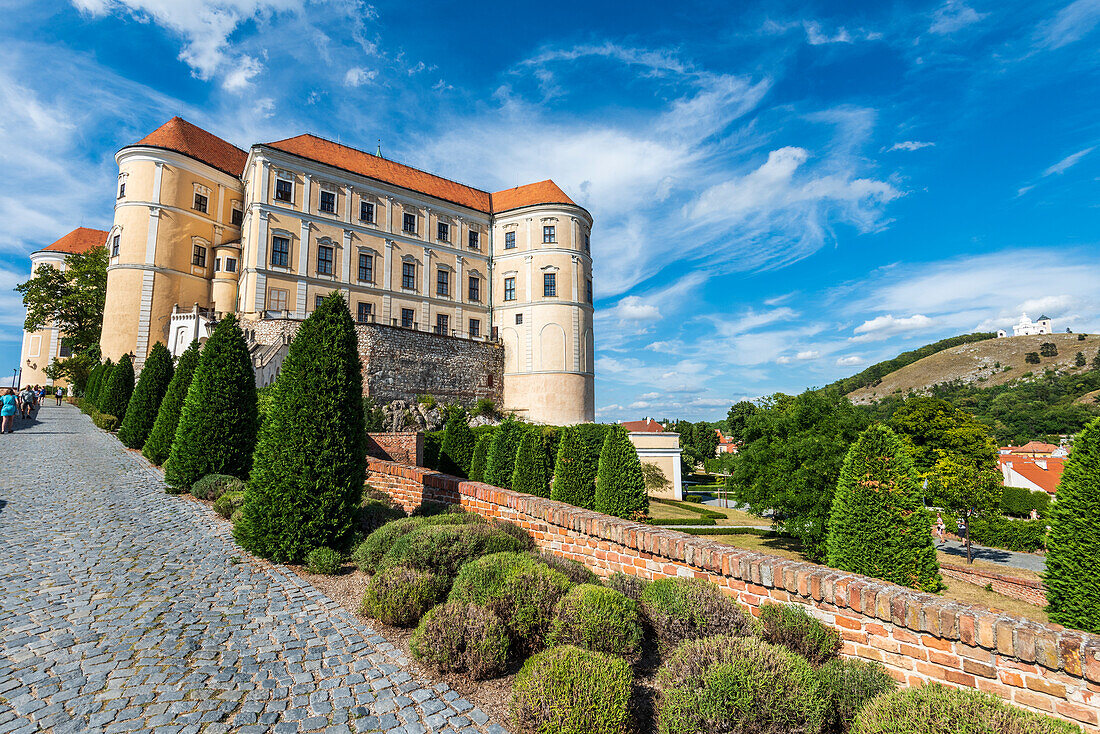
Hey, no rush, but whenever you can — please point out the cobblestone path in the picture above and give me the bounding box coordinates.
[0,404,505,734]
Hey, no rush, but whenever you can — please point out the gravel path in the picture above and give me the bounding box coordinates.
[0,403,505,734]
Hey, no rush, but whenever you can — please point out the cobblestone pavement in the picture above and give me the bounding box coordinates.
[0,404,506,734]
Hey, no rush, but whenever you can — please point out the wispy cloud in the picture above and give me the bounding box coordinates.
[929,1,988,35]
[887,140,935,152]
[1043,147,1095,176]
[1036,0,1100,49]
[344,67,377,87]
[852,313,935,341]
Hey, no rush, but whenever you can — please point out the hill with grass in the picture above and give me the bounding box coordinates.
[845,332,1100,405]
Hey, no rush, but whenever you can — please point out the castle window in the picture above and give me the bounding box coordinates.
[214,258,221,272]
[468,275,480,302]
[401,308,415,328]
[437,222,449,242]
[505,231,516,249]
[226,257,237,273]
[111,235,120,258]
[192,244,207,267]
[585,233,590,252]
[317,244,334,275]
[403,212,417,234]
[543,272,556,297]
[543,225,555,243]
[315,294,325,309]
[268,288,288,312]
[360,200,375,223]
[402,262,416,290]
[118,181,125,198]
[515,313,523,325]
[320,190,336,214]
[435,313,449,335]
[586,278,593,304]
[468,230,479,250]
[504,276,516,301]
[469,319,480,337]
[231,205,243,226]
[271,235,290,267]
[437,269,450,296]
[59,338,72,359]
[193,192,209,214]
[357,302,373,323]
[358,253,373,282]
[275,178,293,203]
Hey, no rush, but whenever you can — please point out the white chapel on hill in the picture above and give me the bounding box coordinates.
[997,313,1053,338]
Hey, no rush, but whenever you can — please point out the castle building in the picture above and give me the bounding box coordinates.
[87,117,594,424]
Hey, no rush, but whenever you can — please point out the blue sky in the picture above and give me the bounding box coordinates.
[1,0,1099,420]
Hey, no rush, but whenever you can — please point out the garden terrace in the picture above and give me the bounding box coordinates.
[367,456,1100,730]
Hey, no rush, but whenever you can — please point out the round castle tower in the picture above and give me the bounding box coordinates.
[100,117,247,368]
[490,182,595,424]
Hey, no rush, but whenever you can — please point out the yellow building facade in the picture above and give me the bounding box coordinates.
[94,117,595,424]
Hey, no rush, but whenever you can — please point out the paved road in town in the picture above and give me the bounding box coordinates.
[0,403,505,734]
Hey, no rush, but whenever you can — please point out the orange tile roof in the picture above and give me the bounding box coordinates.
[40,227,109,255]
[621,418,666,433]
[264,134,493,212]
[491,179,577,213]
[1013,441,1060,454]
[999,456,1064,494]
[129,117,248,178]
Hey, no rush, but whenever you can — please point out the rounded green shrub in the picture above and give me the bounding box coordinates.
[351,514,481,574]
[549,584,643,660]
[99,353,135,424]
[757,602,841,666]
[376,523,530,578]
[410,602,510,679]
[816,658,896,733]
[192,474,246,501]
[440,412,476,477]
[412,499,454,517]
[511,645,632,734]
[360,566,446,627]
[605,573,649,601]
[641,577,753,652]
[167,316,258,492]
[491,519,535,551]
[118,342,173,449]
[851,682,1081,734]
[450,552,573,654]
[142,340,200,466]
[356,499,406,537]
[214,491,245,519]
[306,546,344,575]
[534,552,598,585]
[657,636,824,734]
[594,425,647,519]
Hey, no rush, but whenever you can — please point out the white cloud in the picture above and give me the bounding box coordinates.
[1037,0,1100,49]
[929,1,987,34]
[836,355,864,366]
[796,350,821,360]
[1017,295,1072,316]
[1043,147,1095,177]
[776,356,793,365]
[612,296,661,322]
[853,313,934,341]
[344,66,377,87]
[887,141,935,152]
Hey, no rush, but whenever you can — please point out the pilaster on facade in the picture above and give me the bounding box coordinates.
[144,206,161,265]
[301,174,312,215]
[341,229,353,284]
[296,281,307,315]
[298,220,310,277]
[134,270,156,368]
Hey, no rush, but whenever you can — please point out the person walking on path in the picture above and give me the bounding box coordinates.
[1,388,18,433]
[19,386,35,420]
[55,386,65,406]
[935,513,946,545]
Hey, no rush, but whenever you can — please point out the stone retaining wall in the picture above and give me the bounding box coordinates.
[941,562,1047,607]
[365,457,1100,730]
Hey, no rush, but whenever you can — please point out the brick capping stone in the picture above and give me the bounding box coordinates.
[366,456,1100,730]
[940,562,1048,607]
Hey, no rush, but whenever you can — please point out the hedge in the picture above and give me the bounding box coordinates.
[512,427,553,498]
[469,431,492,483]
[485,419,525,489]
[99,353,134,424]
[1000,486,1052,518]
[439,412,475,477]
[967,515,1047,553]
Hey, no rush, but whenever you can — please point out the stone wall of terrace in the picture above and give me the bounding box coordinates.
[365,456,1100,731]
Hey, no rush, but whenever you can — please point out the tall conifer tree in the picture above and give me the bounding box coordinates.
[440,412,475,477]
[512,427,553,497]
[100,354,134,421]
[469,431,492,482]
[551,425,595,508]
[118,343,174,449]
[142,341,200,466]
[826,424,942,593]
[1046,418,1100,632]
[485,419,525,488]
[165,316,258,490]
[235,293,366,562]
[93,359,114,409]
[594,426,647,519]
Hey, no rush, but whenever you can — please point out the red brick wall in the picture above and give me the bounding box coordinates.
[366,432,423,467]
[366,457,1100,730]
[941,562,1048,607]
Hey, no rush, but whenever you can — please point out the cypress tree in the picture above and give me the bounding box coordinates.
[1046,417,1100,633]
[485,419,525,488]
[512,427,553,497]
[594,425,647,519]
[142,341,200,466]
[826,424,942,593]
[234,293,366,563]
[165,316,258,490]
[94,359,114,409]
[100,354,134,421]
[118,343,174,449]
[439,412,476,477]
[84,363,104,401]
[469,431,492,482]
[551,425,595,508]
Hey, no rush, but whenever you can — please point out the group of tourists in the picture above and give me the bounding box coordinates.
[0,384,60,433]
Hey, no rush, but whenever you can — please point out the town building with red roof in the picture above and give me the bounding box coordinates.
[43,117,594,423]
[999,455,1064,495]
[620,418,666,433]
